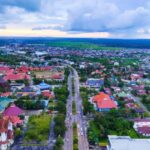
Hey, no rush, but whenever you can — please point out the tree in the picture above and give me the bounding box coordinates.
[56,101,66,114]
[54,114,66,137]
[54,136,64,150]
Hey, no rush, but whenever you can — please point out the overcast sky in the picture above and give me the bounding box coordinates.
[0,0,150,38]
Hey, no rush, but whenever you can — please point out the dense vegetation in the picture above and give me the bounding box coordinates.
[88,110,138,145]
[54,114,66,137]
[54,85,69,114]
[53,69,69,149]
[0,54,27,65]
[80,87,97,115]
[15,99,45,110]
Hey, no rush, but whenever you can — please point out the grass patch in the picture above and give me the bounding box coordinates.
[128,129,139,138]
[72,78,75,96]
[24,114,51,142]
[48,41,121,50]
[73,123,78,150]
[72,101,76,115]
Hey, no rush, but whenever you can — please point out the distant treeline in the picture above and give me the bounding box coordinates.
[1,37,150,49]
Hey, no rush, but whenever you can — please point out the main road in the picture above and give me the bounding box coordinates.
[73,68,89,150]
[63,72,73,150]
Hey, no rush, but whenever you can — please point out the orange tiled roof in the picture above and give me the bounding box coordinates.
[93,92,117,109]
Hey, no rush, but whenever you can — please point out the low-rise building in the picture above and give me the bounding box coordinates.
[86,78,104,88]
[134,119,150,137]
[92,92,117,112]
[107,135,150,150]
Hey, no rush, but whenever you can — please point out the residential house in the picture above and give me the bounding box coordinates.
[134,119,150,137]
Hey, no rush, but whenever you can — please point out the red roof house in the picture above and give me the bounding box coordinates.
[4,116,23,126]
[16,66,29,73]
[0,66,14,75]
[92,92,117,111]
[4,73,30,81]
[42,90,54,99]
[0,92,12,97]
[52,74,63,80]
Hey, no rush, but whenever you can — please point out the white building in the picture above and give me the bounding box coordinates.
[0,118,14,150]
[107,135,150,150]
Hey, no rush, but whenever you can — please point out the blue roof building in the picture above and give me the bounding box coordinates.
[87,78,104,88]
[0,97,15,112]
[37,81,51,91]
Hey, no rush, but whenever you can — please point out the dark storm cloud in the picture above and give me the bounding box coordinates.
[0,0,41,11]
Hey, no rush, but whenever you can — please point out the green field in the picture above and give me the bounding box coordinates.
[48,41,121,50]
[24,114,51,142]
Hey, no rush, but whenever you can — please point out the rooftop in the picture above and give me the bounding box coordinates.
[108,135,150,150]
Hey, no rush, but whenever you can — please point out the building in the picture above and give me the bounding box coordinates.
[3,104,24,116]
[37,81,51,91]
[131,74,142,81]
[0,97,15,113]
[0,66,14,75]
[86,78,104,88]
[42,90,54,99]
[133,119,150,137]
[92,92,117,112]
[107,135,150,150]
[3,73,30,81]
[0,117,14,150]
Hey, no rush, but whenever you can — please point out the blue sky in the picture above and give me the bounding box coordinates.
[0,0,150,38]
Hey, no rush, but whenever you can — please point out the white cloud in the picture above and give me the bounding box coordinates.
[1,0,150,38]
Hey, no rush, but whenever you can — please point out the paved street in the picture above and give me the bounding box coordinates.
[73,68,89,150]
[64,68,89,150]
[63,72,73,150]
[129,94,150,115]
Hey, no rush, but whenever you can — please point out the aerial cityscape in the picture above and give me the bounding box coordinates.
[0,1,150,150]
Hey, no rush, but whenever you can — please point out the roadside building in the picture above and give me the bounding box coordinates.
[107,135,150,150]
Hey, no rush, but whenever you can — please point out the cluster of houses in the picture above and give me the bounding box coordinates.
[0,63,65,149]
[78,57,150,143]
